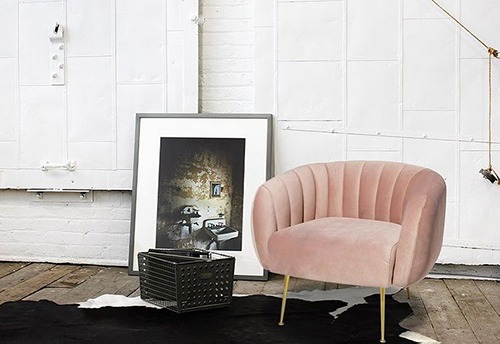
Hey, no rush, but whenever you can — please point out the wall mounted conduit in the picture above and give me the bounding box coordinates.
[280,122,500,145]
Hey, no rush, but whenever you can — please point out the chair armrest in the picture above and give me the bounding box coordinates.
[392,169,447,286]
[251,185,279,269]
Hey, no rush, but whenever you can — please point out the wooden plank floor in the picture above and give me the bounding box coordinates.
[0,262,499,343]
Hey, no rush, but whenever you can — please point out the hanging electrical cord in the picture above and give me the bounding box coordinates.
[430,0,500,184]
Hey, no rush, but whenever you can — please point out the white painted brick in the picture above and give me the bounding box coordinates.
[403,0,455,19]
[92,190,131,207]
[83,232,128,247]
[278,61,342,120]
[103,220,130,234]
[201,59,253,73]
[201,45,254,60]
[403,19,456,110]
[98,207,131,221]
[254,26,274,113]
[67,0,114,57]
[202,32,253,46]
[19,86,65,169]
[403,139,457,202]
[200,72,253,87]
[0,58,19,141]
[19,1,65,85]
[199,0,254,114]
[460,0,500,59]
[202,18,252,32]
[116,84,165,170]
[347,61,399,130]
[102,245,129,260]
[199,101,253,113]
[166,30,186,112]
[116,0,165,83]
[0,218,35,231]
[347,0,399,61]
[201,87,253,100]
[0,0,18,57]
[67,57,114,142]
[46,231,83,244]
[0,243,31,258]
[36,218,71,231]
[68,142,115,170]
[278,1,342,61]
[0,190,132,265]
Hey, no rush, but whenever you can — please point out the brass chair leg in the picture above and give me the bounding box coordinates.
[380,287,386,343]
[406,287,411,300]
[278,275,291,326]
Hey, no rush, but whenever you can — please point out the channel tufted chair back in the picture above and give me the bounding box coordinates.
[251,161,446,342]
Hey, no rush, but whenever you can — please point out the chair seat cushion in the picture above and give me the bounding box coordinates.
[267,217,401,287]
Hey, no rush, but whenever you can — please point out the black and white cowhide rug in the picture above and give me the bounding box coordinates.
[0,288,438,343]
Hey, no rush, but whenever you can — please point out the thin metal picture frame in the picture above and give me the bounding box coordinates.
[128,113,272,280]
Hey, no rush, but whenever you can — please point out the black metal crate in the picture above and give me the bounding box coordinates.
[138,248,235,313]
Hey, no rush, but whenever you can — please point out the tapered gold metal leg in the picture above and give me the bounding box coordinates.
[380,287,386,343]
[278,275,291,326]
[406,287,411,300]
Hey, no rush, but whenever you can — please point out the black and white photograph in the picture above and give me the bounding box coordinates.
[155,137,245,251]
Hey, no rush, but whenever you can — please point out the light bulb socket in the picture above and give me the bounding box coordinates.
[479,168,499,184]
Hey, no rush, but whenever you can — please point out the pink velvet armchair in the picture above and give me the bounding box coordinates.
[251,161,446,343]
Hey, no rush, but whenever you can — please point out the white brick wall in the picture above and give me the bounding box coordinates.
[0,190,131,266]
[1,0,499,267]
[199,0,254,113]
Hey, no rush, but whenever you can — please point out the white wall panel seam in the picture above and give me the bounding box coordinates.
[341,0,347,161]
[398,0,403,163]
[454,0,462,241]
[164,0,168,112]
[112,0,117,171]
[16,0,21,170]
[274,0,279,119]
[63,0,68,164]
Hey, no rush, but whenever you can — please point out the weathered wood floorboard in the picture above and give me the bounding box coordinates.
[415,279,478,344]
[445,279,500,343]
[0,262,29,279]
[393,287,437,340]
[0,265,79,304]
[25,266,138,304]
[1,261,499,344]
[475,279,500,316]
[0,263,55,296]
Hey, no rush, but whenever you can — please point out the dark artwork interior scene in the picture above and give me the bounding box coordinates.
[156,137,245,251]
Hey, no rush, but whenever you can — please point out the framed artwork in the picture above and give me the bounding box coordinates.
[128,113,272,280]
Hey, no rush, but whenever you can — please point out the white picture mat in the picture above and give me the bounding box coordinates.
[131,115,270,278]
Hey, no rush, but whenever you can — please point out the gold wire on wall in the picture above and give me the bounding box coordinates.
[430,0,500,184]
